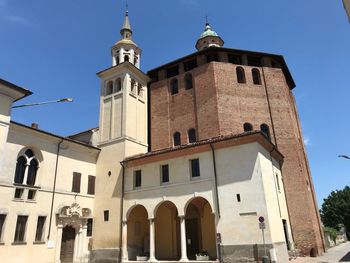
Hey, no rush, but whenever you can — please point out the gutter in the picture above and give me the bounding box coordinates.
[47,139,63,240]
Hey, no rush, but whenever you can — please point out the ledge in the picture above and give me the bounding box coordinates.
[33,241,45,245]
[11,241,27,245]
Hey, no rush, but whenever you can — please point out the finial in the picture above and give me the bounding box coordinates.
[205,14,209,26]
[126,1,129,15]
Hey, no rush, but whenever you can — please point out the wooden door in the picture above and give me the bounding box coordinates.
[60,226,75,263]
[185,219,199,260]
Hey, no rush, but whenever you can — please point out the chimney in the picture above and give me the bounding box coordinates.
[31,123,39,129]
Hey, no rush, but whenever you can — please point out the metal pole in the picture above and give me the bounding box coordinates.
[12,98,73,108]
[262,228,267,257]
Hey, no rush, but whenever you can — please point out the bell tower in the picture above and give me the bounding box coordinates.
[92,9,150,262]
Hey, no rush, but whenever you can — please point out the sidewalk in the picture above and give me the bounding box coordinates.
[291,242,350,262]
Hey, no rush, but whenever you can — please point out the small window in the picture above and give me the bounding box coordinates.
[104,210,109,222]
[236,67,246,84]
[134,55,138,65]
[276,174,281,191]
[260,124,271,140]
[72,172,81,193]
[131,79,136,94]
[134,170,142,188]
[190,159,200,178]
[252,68,262,85]
[116,56,120,65]
[14,188,24,199]
[27,159,38,185]
[115,78,122,92]
[185,73,193,90]
[27,190,36,200]
[124,55,129,62]
[243,123,253,132]
[188,128,196,143]
[236,194,241,202]
[170,79,178,95]
[137,83,143,97]
[14,156,26,184]
[184,59,197,72]
[106,81,113,95]
[161,164,169,184]
[14,215,28,243]
[0,214,6,242]
[35,216,46,242]
[87,219,93,237]
[166,65,179,78]
[87,175,95,195]
[173,132,181,146]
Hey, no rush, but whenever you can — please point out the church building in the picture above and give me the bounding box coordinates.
[0,9,324,263]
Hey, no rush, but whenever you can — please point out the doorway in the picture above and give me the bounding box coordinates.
[60,225,76,263]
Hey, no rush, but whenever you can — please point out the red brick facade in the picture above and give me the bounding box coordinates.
[148,47,324,256]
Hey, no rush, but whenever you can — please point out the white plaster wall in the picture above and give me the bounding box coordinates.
[0,124,98,263]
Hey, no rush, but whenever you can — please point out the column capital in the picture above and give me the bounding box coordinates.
[178,215,185,219]
[122,220,128,225]
[148,218,155,222]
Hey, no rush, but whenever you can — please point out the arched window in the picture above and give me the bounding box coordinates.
[185,73,193,90]
[116,56,120,65]
[252,68,261,85]
[236,67,246,84]
[124,55,129,62]
[188,128,196,143]
[170,79,178,95]
[138,83,143,97]
[115,78,122,92]
[14,149,39,185]
[131,79,136,93]
[14,156,26,184]
[173,132,181,146]
[106,81,113,95]
[134,55,138,65]
[260,124,271,140]
[243,123,253,132]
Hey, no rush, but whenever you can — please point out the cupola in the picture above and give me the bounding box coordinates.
[195,22,224,51]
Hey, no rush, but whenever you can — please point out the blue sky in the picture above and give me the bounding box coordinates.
[1,0,349,206]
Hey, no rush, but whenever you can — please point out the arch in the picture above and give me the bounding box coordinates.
[14,156,26,184]
[130,79,136,93]
[124,55,130,62]
[154,201,180,260]
[138,83,143,97]
[252,68,262,85]
[243,122,253,132]
[127,205,149,260]
[27,158,38,185]
[115,78,122,92]
[170,79,178,95]
[134,55,138,65]
[173,132,181,146]
[188,128,196,143]
[184,197,216,260]
[236,66,246,84]
[106,81,113,95]
[185,73,193,90]
[260,123,271,140]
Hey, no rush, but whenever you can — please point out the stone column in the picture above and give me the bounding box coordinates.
[73,229,80,262]
[148,218,156,262]
[55,224,63,263]
[121,220,128,262]
[81,223,88,262]
[179,216,188,262]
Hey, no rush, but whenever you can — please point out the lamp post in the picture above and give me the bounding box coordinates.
[12,98,73,108]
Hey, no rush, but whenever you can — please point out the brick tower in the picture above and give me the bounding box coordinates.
[147,22,325,256]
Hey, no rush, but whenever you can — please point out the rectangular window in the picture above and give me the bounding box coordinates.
[0,214,6,242]
[14,188,24,199]
[134,170,142,188]
[35,216,46,242]
[104,210,109,222]
[228,54,242,65]
[72,172,81,193]
[161,165,169,184]
[14,215,28,243]
[190,159,200,178]
[236,194,241,202]
[87,219,93,237]
[28,190,37,200]
[184,59,197,72]
[87,175,95,195]
[276,174,281,191]
[166,65,179,78]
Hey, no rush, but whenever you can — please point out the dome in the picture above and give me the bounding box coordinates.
[199,23,219,39]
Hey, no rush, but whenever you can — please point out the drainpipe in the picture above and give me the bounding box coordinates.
[119,161,126,263]
[209,143,222,263]
[47,139,63,240]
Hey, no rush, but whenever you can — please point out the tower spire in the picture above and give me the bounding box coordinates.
[120,5,132,39]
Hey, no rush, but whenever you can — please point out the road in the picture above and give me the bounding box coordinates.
[291,242,350,262]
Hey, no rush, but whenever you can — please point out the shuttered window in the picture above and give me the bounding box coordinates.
[72,172,81,193]
[14,215,28,242]
[87,175,95,195]
[35,216,46,242]
[87,219,93,237]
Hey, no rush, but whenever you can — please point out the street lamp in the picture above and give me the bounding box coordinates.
[338,155,350,160]
[12,98,73,108]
